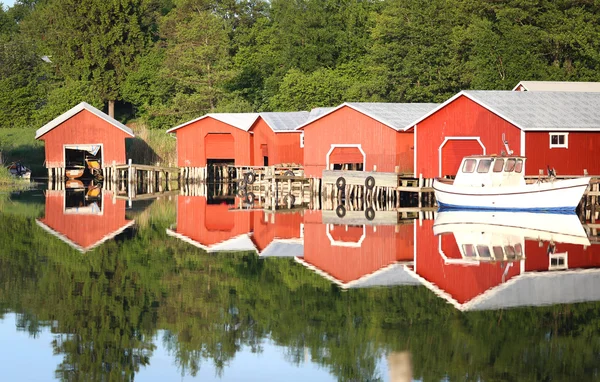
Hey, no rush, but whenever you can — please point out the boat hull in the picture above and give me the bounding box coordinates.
[433,177,591,212]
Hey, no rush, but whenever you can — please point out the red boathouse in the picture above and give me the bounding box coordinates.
[408,91,600,178]
[36,189,134,252]
[35,102,134,178]
[297,103,438,178]
[294,210,417,288]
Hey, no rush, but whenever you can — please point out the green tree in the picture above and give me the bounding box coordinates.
[23,0,159,117]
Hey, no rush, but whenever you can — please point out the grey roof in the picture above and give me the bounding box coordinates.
[259,240,304,257]
[297,102,439,131]
[35,102,134,139]
[464,91,600,131]
[513,81,600,92]
[409,90,600,132]
[166,113,260,133]
[259,111,309,131]
[346,263,421,289]
[464,269,600,311]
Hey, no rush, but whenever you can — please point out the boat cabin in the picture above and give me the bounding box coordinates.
[457,231,525,262]
[454,155,526,187]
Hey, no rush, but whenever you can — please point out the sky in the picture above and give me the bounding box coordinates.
[2,0,15,9]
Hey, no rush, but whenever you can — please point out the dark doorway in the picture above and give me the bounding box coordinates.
[263,156,269,166]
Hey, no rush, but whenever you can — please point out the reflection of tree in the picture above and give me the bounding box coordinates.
[2,208,600,381]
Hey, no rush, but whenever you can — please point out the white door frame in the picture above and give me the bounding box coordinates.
[438,137,485,177]
[326,144,366,171]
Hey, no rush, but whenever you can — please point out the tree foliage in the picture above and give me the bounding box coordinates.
[2,0,600,128]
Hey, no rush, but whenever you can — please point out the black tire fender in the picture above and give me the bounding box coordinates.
[335,204,347,218]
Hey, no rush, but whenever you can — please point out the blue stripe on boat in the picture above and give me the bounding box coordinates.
[437,202,576,214]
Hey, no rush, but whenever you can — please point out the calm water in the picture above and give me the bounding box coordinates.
[1,187,600,381]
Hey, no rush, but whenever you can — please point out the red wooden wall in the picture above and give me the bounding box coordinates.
[252,211,304,252]
[302,211,414,284]
[38,110,130,168]
[415,96,522,178]
[249,118,303,166]
[174,196,254,247]
[175,118,252,167]
[525,132,600,176]
[39,190,132,250]
[302,106,413,178]
[523,241,600,271]
[415,220,521,304]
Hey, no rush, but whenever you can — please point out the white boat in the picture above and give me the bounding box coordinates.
[433,155,590,212]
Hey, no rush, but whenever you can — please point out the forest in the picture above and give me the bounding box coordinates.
[2,0,600,132]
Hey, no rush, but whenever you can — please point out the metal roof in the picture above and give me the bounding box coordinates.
[407,90,600,131]
[258,111,309,132]
[463,269,600,311]
[513,81,600,92]
[166,113,260,134]
[259,240,304,257]
[345,263,421,289]
[35,102,134,139]
[296,102,439,131]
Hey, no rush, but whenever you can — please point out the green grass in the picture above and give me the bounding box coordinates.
[0,128,45,177]
[0,124,175,180]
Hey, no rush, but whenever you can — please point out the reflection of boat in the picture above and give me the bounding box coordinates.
[7,161,31,179]
[433,210,590,247]
[433,155,590,211]
[66,167,85,179]
[86,185,102,199]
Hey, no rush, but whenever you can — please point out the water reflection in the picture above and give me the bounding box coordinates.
[36,184,134,252]
[3,188,600,381]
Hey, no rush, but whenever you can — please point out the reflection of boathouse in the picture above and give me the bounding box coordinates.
[166,195,303,255]
[36,188,134,252]
[294,210,417,289]
[413,215,600,311]
[35,102,134,179]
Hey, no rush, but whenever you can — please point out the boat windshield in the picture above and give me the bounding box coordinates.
[477,159,492,173]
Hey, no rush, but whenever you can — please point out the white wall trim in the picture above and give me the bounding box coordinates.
[438,137,485,177]
[326,224,366,248]
[520,130,526,157]
[326,144,366,171]
[413,124,418,175]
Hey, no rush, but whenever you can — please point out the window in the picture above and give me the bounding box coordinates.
[505,159,516,172]
[549,252,568,270]
[493,246,504,259]
[477,245,491,258]
[493,158,504,172]
[462,159,477,173]
[505,246,516,259]
[300,132,305,148]
[477,159,492,173]
[515,159,523,173]
[549,133,568,148]
[463,244,476,257]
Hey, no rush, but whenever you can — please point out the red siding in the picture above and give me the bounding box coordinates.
[175,196,254,247]
[38,110,130,167]
[252,210,303,252]
[525,132,600,176]
[249,118,303,166]
[329,147,364,164]
[175,118,252,167]
[302,106,413,178]
[204,133,235,160]
[39,190,132,250]
[524,241,600,271]
[396,132,413,174]
[415,221,521,304]
[303,215,414,284]
[441,139,485,176]
[415,96,522,178]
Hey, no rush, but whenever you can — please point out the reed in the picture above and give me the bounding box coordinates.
[126,122,177,167]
